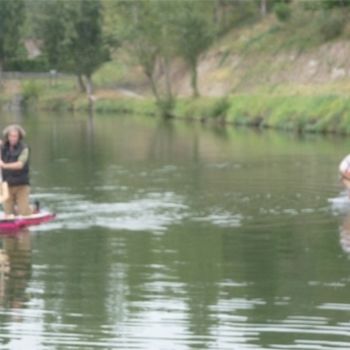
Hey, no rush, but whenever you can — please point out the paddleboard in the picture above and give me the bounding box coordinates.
[0,211,55,232]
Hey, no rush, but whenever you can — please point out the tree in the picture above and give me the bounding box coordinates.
[69,0,110,95]
[107,0,176,115]
[174,2,214,97]
[0,0,25,84]
[126,1,162,101]
[260,0,267,16]
[37,1,68,70]
[38,0,109,95]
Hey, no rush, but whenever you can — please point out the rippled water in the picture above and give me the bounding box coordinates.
[0,111,350,349]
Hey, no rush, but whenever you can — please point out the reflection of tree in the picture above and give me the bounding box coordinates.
[172,226,221,349]
[147,119,176,162]
[86,111,95,154]
[39,229,111,340]
[124,233,152,305]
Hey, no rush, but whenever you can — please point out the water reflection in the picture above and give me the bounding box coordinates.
[0,230,31,308]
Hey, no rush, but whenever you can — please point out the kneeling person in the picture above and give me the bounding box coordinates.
[0,125,32,216]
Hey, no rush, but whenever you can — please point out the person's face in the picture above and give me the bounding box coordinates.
[8,130,20,146]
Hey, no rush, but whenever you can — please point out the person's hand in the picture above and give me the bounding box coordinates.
[0,160,5,168]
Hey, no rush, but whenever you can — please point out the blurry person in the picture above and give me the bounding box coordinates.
[0,125,34,216]
[339,154,350,195]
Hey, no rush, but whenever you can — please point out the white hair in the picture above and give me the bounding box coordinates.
[3,124,26,141]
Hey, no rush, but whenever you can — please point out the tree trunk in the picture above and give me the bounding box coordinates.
[162,56,173,101]
[86,74,94,95]
[147,73,160,103]
[85,74,94,111]
[214,0,226,31]
[77,74,86,93]
[190,61,199,98]
[0,60,3,90]
[260,0,267,17]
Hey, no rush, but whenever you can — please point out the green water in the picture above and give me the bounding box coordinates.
[0,111,349,349]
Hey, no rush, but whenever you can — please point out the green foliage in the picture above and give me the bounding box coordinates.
[0,0,25,65]
[106,0,215,101]
[156,97,176,118]
[4,57,49,72]
[21,80,41,104]
[93,98,158,116]
[172,94,350,135]
[37,0,110,89]
[108,1,177,109]
[35,0,67,70]
[70,0,110,78]
[174,98,229,120]
[322,0,350,9]
[318,11,345,41]
[274,3,291,22]
[174,1,214,97]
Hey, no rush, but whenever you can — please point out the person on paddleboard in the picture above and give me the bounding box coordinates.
[339,154,350,192]
[0,125,36,216]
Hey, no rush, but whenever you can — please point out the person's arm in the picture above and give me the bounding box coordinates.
[0,148,29,170]
[1,161,24,170]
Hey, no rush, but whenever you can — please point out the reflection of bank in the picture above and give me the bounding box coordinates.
[0,230,32,309]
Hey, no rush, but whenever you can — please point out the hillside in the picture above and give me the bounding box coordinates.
[94,5,350,98]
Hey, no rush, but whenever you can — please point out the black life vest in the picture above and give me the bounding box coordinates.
[1,142,30,186]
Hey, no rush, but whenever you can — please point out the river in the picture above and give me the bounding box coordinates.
[0,111,349,349]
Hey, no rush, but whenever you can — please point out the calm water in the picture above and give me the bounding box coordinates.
[0,111,350,349]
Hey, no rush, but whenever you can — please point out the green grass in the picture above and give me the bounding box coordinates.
[92,98,158,115]
[11,74,350,135]
[222,3,348,55]
[173,94,350,134]
[174,97,229,120]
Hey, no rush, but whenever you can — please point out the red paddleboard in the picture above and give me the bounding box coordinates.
[0,211,55,232]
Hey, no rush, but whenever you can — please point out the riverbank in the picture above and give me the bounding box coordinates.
[16,88,350,135]
[95,94,350,134]
[4,4,350,135]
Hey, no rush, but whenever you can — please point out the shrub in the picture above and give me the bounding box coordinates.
[211,98,230,118]
[21,80,41,105]
[319,12,345,40]
[156,97,175,118]
[274,3,292,22]
[4,56,50,72]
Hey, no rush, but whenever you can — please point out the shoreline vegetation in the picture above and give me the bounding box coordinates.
[3,1,350,135]
[5,88,350,135]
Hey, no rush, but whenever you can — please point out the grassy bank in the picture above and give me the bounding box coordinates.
[175,95,350,134]
[22,87,350,135]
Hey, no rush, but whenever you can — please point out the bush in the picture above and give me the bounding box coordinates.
[156,97,175,118]
[319,12,345,40]
[274,3,292,22]
[4,56,50,72]
[301,0,322,11]
[21,81,41,105]
[174,98,230,121]
[211,98,230,118]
